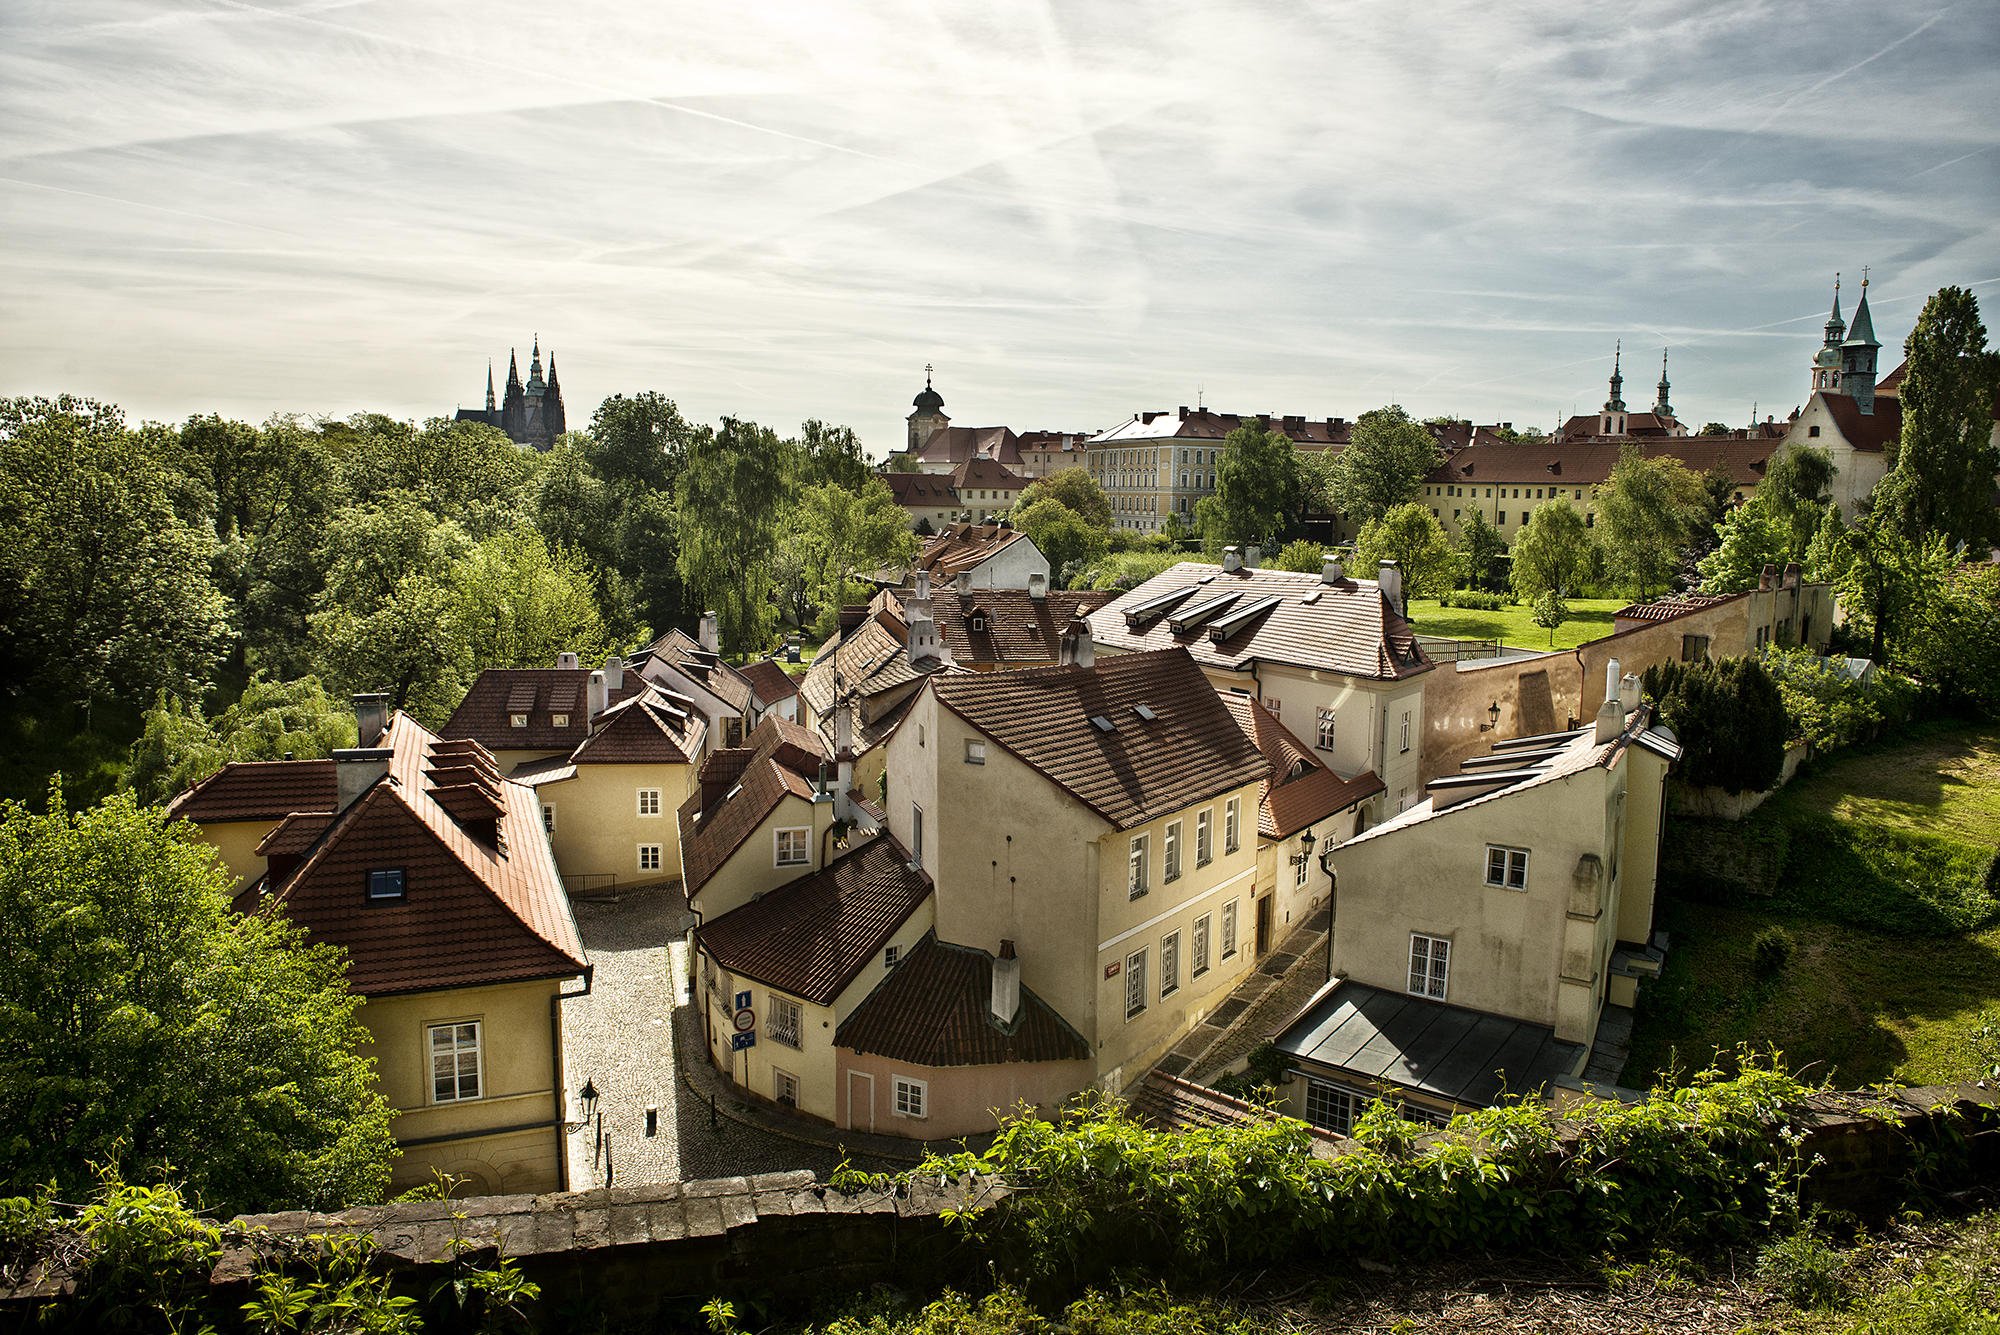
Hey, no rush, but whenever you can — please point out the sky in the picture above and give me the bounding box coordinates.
[3,0,1997,457]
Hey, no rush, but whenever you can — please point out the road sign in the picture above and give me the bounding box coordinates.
[734,990,752,1011]
[733,1008,755,1033]
[731,1032,756,1051]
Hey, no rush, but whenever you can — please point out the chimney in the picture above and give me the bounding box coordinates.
[834,702,852,756]
[1759,565,1777,592]
[1222,546,1242,573]
[555,651,580,671]
[1058,616,1095,668]
[1594,696,1625,744]
[352,693,390,749]
[1376,559,1403,616]
[1245,545,1262,569]
[699,610,719,653]
[1782,561,1801,590]
[1604,657,1621,708]
[1620,673,1641,714]
[955,569,972,594]
[333,739,392,812]
[604,655,624,691]
[991,940,1021,1026]
[914,568,932,600]
[1321,555,1344,584]
[588,669,609,722]
[1178,406,1189,420]
[1027,571,1047,601]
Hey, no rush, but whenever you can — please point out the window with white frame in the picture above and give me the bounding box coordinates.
[1128,834,1149,899]
[637,788,661,817]
[510,713,527,728]
[1316,707,1336,750]
[894,1075,927,1118]
[1193,913,1211,976]
[884,944,901,970]
[776,827,810,866]
[1124,947,1148,1019]
[1196,810,1212,866]
[773,1068,799,1106]
[1221,899,1238,958]
[1164,821,1181,881]
[766,993,802,1049]
[1224,798,1240,853]
[1485,845,1528,890]
[1400,711,1411,753]
[964,739,985,764]
[1160,930,1180,997]
[1295,846,1309,887]
[552,713,570,728]
[541,804,556,834]
[1408,933,1450,999]
[638,844,661,873]
[428,1021,481,1103]
[1304,1079,1364,1134]
[1263,697,1281,717]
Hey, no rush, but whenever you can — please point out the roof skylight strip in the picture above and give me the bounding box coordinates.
[1121,585,1198,627]
[1167,592,1241,634]
[1205,595,1283,642]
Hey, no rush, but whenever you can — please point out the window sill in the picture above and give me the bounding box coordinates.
[1163,872,1181,885]
[1196,857,1213,869]
[1124,1009,1147,1022]
[1224,845,1240,856]
[1128,889,1148,901]
[766,1037,802,1051]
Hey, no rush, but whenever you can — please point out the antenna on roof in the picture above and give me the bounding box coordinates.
[1197,384,1204,410]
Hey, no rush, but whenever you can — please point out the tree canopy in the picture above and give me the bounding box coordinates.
[1697,495,1790,594]
[1596,444,1706,597]
[1323,406,1440,523]
[676,416,794,656]
[1877,285,2000,550]
[1209,422,1301,546]
[1013,498,1109,587]
[125,674,357,805]
[1643,657,1789,794]
[1015,467,1111,529]
[1509,501,1593,602]
[1354,504,1464,601]
[1456,507,1506,592]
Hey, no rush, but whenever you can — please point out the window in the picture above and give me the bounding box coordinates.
[1497,511,1507,525]
[429,1021,480,1103]
[1304,1079,1364,1134]
[1263,697,1281,717]
[1485,845,1528,890]
[894,1076,927,1119]
[1295,848,1309,887]
[1316,707,1335,749]
[1164,821,1181,881]
[911,803,923,867]
[1128,834,1149,899]
[1400,711,1411,753]
[1409,933,1450,999]
[541,804,556,834]
[367,868,406,902]
[638,844,661,872]
[767,993,802,1049]
[1808,424,1820,437]
[1225,798,1240,853]
[552,713,570,727]
[510,713,528,728]
[1124,947,1148,1019]
[1680,634,1710,662]
[1158,929,1181,997]
[884,944,901,970]
[776,827,810,866]
[1585,512,1595,528]
[1196,810,1212,866]
[774,1069,799,1106]
[969,614,987,631]
[1221,899,1238,958]
[1193,913,1211,975]
[964,739,985,764]
[918,724,925,747]
[725,718,744,747]
[637,788,661,817]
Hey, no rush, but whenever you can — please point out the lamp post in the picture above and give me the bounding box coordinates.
[578,1078,599,1119]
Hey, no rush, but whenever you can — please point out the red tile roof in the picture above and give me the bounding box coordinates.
[1217,695,1384,839]
[1878,359,1909,396]
[642,630,756,712]
[947,455,1029,493]
[883,586,1117,668]
[441,668,644,753]
[1428,438,1773,489]
[677,716,830,894]
[835,932,1090,1067]
[1612,591,1741,624]
[882,473,960,506]
[930,647,1271,831]
[254,810,334,857]
[1817,391,1903,452]
[264,713,587,996]
[798,613,926,737]
[739,659,799,709]
[567,692,705,766]
[913,425,1024,468]
[914,523,1036,580]
[1089,563,1432,682]
[168,759,337,824]
[693,834,932,1006]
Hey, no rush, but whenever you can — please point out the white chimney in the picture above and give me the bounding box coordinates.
[1604,657,1621,708]
[1027,572,1047,602]
[955,569,972,594]
[1222,546,1242,573]
[699,611,719,653]
[1594,696,1625,744]
[833,706,855,821]
[334,747,391,811]
[588,669,609,722]
[1245,545,1262,569]
[991,939,1021,1026]
[1376,560,1403,616]
[1321,555,1343,584]
[555,652,580,671]
[915,568,932,600]
[351,693,389,749]
[1058,616,1094,668]
[1620,673,1641,714]
[604,655,624,691]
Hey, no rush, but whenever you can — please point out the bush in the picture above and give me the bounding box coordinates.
[1751,925,1796,977]
[1441,590,1505,611]
[1645,657,1790,794]
[1755,1226,1849,1308]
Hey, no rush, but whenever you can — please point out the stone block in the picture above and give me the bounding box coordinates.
[786,1189,827,1215]
[533,1209,575,1254]
[608,1206,651,1247]
[496,1213,537,1256]
[683,1176,750,1199]
[719,1194,757,1231]
[681,1195,727,1238]
[748,1170,815,1193]
[647,1200,688,1241]
[417,1220,457,1262]
[573,1209,611,1249]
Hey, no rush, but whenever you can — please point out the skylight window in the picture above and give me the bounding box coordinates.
[725,783,744,801]
[1090,715,1117,733]
[1132,704,1158,721]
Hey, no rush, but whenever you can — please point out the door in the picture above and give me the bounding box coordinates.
[1255,895,1273,956]
[847,1071,874,1133]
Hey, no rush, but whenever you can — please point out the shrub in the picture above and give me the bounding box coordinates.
[1752,925,1796,977]
[1644,657,1790,794]
[1755,1226,1849,1308]
[1442,590,1504,611]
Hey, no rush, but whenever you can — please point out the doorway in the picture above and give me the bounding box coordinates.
[847,1071,874,1133]
[1255,895,1273,956]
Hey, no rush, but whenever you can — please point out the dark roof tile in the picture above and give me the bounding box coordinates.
[168,759,337,824]
[835,933,1089,1067]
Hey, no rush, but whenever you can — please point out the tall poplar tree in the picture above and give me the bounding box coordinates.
[1878,286,2000,549]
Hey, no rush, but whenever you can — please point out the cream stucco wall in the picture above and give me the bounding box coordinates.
[1777,400,1889,520]
[536,760,698,887]
[685,792,840,922]
[356,978,568,1196]
[836,1048,1096,1139]
[197,818,282,890]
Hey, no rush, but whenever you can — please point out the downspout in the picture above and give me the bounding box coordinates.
[551,964,595,1193]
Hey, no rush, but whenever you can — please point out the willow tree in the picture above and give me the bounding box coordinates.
[676,416,795,655]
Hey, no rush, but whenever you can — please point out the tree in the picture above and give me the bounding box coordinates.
[1324,406,1441,523]
[1642,658,1788,794]
[1596,444,1706,597]
[1760,444,1835,556]
[1699,423,1732,436]
[452,527,611,669]
[1015,467,1111,530]
[1012,499,1109,587]
[1088,550,1184,592]
[1271,540,1326,573]
[126,675,358,805]
[587,391,703,496]
[0,786,396,1214]
[1696,495,1790,594]
[677,416,793,655]
[1531,591,1570,647]
[790,480,919,616]
[1509,501,1593,602]
[883,450,922,474]
[1354,504,1464,601]
[1212,421,1302,546]
[1877,285,2000,550]
[794,420,871,493]
[1456,507,1505,591]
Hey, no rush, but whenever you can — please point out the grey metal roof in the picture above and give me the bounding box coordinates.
[1276,981,1583,1108]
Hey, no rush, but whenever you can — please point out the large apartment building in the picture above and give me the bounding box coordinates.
[1087,408,1349,533]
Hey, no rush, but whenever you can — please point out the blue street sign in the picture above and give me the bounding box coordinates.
[734,991,752,1011]
[731,1032,756,1051]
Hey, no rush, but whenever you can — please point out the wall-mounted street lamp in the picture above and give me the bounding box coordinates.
[578,1078,600,1120]
[1288,826,1316,868]
[1480,701,1500,732]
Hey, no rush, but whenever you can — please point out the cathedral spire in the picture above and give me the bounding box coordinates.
[527,335,545,395]
[1824,274,1845,346]
[546,351,559,387]
[1604,340,1626,413]
[485,360,496,411]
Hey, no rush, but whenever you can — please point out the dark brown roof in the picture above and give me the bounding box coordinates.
[644,630,756,712]
[1089,563,1432,682]
[1878,359,1909,395]
[1818,391,1903,452]
[914,425,1024,467]
[1217,695,1384,839]
[1428,438,1773,489]
[168,759,337,823]
[799,613,924,730]
[740,659,799,709]
[693,834,931,1006]
[266,713,587,996]
[914,523,1036,580]
[883,473,961,506]
[1092,408,1352,447]
[677,715,830,893]
[947,455,1029,492]
[1612,591,1741,623]
[835,932,1089,1067]
[568,692,704,766]
[1128,1070,1340,1143]
[254,810,334,857]
[884,586,1116,667]
[441,668,644,752]
[929,647,1270,831]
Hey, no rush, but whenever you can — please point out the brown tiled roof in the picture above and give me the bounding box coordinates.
[882,473,960,506]
[1217,695,1384,839]
[1089,564,1432,682]
[1818,391,1903,452]
[914,425,1024,468]
[882,587,1116,668]
[1878,359,1909,395]
[508,756,578,787]
[644,630,756,713]
[1612,591,1740,623]
[677,716,829,894]
[1427,438,1773,489]
[693,834,931,1006]
[930,647,1270,831]
[255,810,334,857]
[267,713,587,996]
[835,933,1089,1067]
[168,759,337,823]
[799,614,925,741]
[946,455,1028,493]
[740,659,799,709]
[568,692,705,766]
[914,523,1035,580]
[441,668,643,752]
[1128,1070,1340,1143]
[1092,408,1352,447]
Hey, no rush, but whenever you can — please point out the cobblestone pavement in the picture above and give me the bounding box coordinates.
[1148,905,1334,1085]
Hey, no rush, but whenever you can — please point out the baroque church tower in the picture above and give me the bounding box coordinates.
[907,365,949,453]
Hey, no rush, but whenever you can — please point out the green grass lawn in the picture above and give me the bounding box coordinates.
[1626,721,2000,1089]
[1403,596,1627,653]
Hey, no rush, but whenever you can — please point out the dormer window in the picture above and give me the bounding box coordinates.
[367,868,406,902]
[510,713,528,728]
[552,713,569,727]
[969,614,987,632]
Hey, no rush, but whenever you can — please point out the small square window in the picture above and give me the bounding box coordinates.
[776,827,810,866]
[541,804,556,834]
[510,713,528,728]
[637,789,661,817]
[1485,845,1528,890]
[367,868,406,901]
[894,1076,927,1119]
[638,844,662,873]
[773,1068,799,1106]
[964,739,986,765]
[552,713,570,727]
[884,944,901,970]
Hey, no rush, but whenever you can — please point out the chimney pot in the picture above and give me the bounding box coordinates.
[1376,560,1403,616]
[1028,572,1047,601]
[1222,546,1242,573]
[1321,555,1344,584]
[351,693,390,749]
[1604,657,1621,706]
[588,669,609,722]
[1759,564,1777,592]
[604,655,624,691]
[556,651,580,671]
[1620,673,1641,714]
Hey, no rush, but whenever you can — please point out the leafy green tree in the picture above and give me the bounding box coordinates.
[342,416,533,531]
[787,479,919,620]
[1509,501,1593,602]
[0,786,396,1214]
[1212,421,1301,546]
[1013,499,1109,587]
[1456,507,1505,591]
[1270,539,1326,573]
[1596,444,1706,596]
[587,391,704,496]
[452,527,611,670]
[126,675,358,805]
[1642,658,1788,794]
[794,420,871,492]
[1015,467,1111,529]
[1531,591,1570,647]
[1697,495,1790,594]
[677,416,793,655]
[1901,562,2000,715]
[1324,405,1441,523]
[1699,422,1732,436]
[1354,504,1464,600]
[1760,444,1835,556]
[1877,285,2000,549]
[883,450,922,474]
